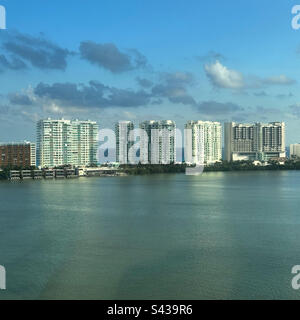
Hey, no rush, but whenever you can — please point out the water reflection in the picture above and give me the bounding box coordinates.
[0,171,300,299]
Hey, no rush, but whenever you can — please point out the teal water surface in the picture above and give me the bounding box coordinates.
[1,171,300,299]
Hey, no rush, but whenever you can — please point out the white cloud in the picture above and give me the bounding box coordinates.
[43,103,64,114]
[204,60,244,89]
[204,61,296,90]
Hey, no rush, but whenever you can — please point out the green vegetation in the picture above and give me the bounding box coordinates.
[120,163,187,175]
[2,161,300,180]
[120,160,300,176]
[0,168,9,180]
[204,160,300,172]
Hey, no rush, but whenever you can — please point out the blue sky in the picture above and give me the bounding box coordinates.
[1,0,300,144]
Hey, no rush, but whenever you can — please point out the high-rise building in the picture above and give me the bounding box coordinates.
[184,121,222,164]
[71,120,99,166]
[290,144,300,159]
[115,121,134,164]
[225,122,286,161]
[139,120,176,164]
[0,142,36,168]
[37,119,98,168]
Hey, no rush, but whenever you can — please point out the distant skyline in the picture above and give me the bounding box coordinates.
[1,0,300,144]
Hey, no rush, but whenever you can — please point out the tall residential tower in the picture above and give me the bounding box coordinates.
[37,119,98,168]
[184,121,222,165]
[224,122,285,161]
[139,120,176,164]
[115,121,134,164]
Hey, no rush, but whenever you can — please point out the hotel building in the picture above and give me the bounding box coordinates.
[139,120,176,164]
[184,121,222,165]
[37,119,98,168]
[0,142,36,168]
[115,121,134,164]
[225,122,286,162]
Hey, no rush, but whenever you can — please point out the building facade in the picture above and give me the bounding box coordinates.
[37,119,98,168]
[184,121,222,164]
[139,120,176,164]
[0,142,36,168]
[71,120,99,166]
[225,122,286,162]
[115,121,134,164]
[290,144,300,159]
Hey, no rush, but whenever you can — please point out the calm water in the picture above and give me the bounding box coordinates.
[0,171,300,300]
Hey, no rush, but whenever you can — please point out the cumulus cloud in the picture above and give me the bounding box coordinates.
[79,41,147,73]
[151,72,196,105]
[0,30,72,71]
[152,84,195,105]
[205,61,296,91]
[33,81,151,108]
[161,71,195,86]
[9,93,34,105]
[204,60,244,89]
[128,48,147,68]
[0,54,27,72]
[136,77,154,88]
[23,73,196,109]
[8,70,198,114]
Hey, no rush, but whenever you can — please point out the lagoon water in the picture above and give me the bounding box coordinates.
[1,171,300,299]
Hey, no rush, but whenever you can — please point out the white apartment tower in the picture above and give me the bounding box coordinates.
[225,122,286,161]
[139,120,176,164]
[37,119,98,168]
[290,144,300,159]
[29,142,36,167]
[184,121,222,165]
[115,121,134,164]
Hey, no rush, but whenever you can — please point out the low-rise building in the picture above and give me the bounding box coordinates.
[21,170,32,179]
[33,170,43,179]
[65,168,78,178]
[43,169,55,179]
[0,142,36,168]
[9,170,21,180]
[55,169,65,178]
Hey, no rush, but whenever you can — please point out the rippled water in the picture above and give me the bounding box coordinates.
[1,171,300,299]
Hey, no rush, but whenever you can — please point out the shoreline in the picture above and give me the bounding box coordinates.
[2,162,300,181]
[1,169,300,182]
